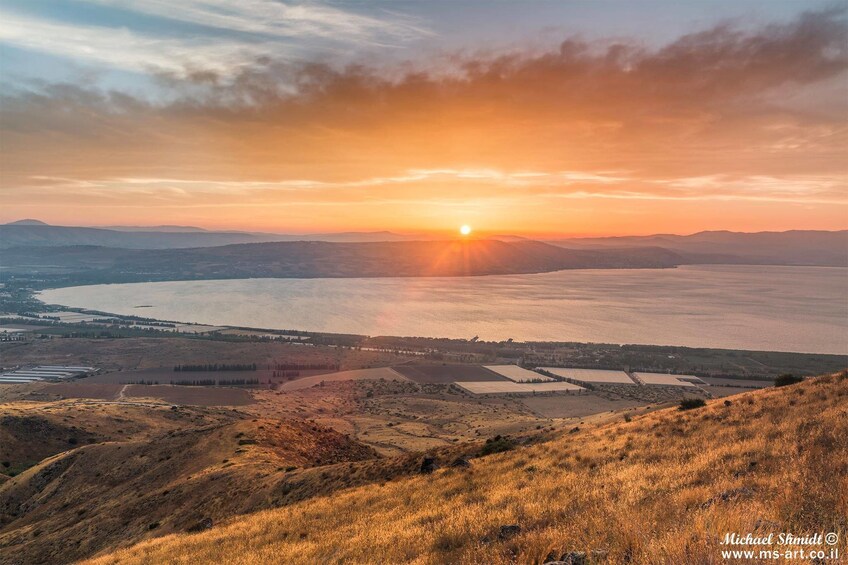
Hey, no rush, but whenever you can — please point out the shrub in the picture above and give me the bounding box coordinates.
[480,435,516,456]
[678,398,706,411]
[775,374,804,387]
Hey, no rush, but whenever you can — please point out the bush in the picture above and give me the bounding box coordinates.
[480,435,516,456]
[678,398,706,411]
[775,374,804,387]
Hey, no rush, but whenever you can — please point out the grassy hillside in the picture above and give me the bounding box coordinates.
[89,373,847,564]
[0,407,383,564]
[0,401,238,477]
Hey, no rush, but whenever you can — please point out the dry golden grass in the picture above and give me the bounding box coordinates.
[0,415,380,563]
[90,373,848,564]
[0,399,237,476]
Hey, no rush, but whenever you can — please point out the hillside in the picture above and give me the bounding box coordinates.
[1,240,683,283]
[552,230,848,267]
[0,222,418,249]
[3,223,845,267]
[87,373,847,564]
[0,406,381,564]
[0,401,235,477]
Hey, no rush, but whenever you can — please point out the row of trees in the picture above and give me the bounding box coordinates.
[122,378,261,386]
[174,363,257,372]
[270,362,339,371]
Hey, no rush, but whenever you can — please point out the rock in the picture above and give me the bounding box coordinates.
[237,439,257,445]
[591,549,609,561]
[569,426,580,433]
[703,486,755,507]
[450,457,470,468]
[186,517,213,533]
[558,551,587,565]
[498,524,521,540]
[420,456,438,474]
[723,400,732,406]
[754,518,780,530]
[719,486,753,501]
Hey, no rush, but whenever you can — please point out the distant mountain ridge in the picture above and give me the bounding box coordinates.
[4,219,49,226]
[0,221,419,248]
[2,222,846,277]
[1,239,683,284]
[550,230,848,267]
[100,225,212,233]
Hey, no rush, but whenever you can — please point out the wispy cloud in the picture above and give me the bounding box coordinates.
[85,0,430,44]
[0,1,430,76]
[21,170,847,206]
[0,11,261,74]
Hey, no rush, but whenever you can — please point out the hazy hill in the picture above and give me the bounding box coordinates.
[3,222,845,266]
[100,225,212,233]
[0,221,418,249]
[72,373,847,565]
[3,219,49,226]
[551,229,848,266]
[1,240,683,283]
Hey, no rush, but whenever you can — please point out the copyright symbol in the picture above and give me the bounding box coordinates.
[825,532,838,545]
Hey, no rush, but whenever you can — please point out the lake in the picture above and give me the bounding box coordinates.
[38,265,848,354]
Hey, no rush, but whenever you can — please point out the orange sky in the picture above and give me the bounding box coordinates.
[1,7,846,235]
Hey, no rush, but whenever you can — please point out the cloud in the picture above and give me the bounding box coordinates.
[85,0,429,44]
[0,11,264,75]
[1,7,846,230]
[0,1,430,76]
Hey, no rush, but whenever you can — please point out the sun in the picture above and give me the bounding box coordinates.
[459,224,472,236]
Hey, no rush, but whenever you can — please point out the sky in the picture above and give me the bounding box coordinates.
[0,0,846,236]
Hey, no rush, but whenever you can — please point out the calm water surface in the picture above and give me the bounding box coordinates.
[39,265,848,354]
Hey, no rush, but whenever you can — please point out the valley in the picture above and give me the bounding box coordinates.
[1,322,843,563]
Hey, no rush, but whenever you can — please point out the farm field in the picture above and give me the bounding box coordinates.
[393,364,507,384]
[519,394,646,418]
[483,365,553,382]
[633,372,699,387]
[528,382,585,392]
[3,381,256,406]
[539,367,635,384]
[702,385,756,397]
[123,384,255,406]
[699,376,772,388]
[85,368,278,384]
[0,337,414,372]
[249,379,556,455]
[278,367,408,391]
[26,382,124,401]
[456,381,584,395]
